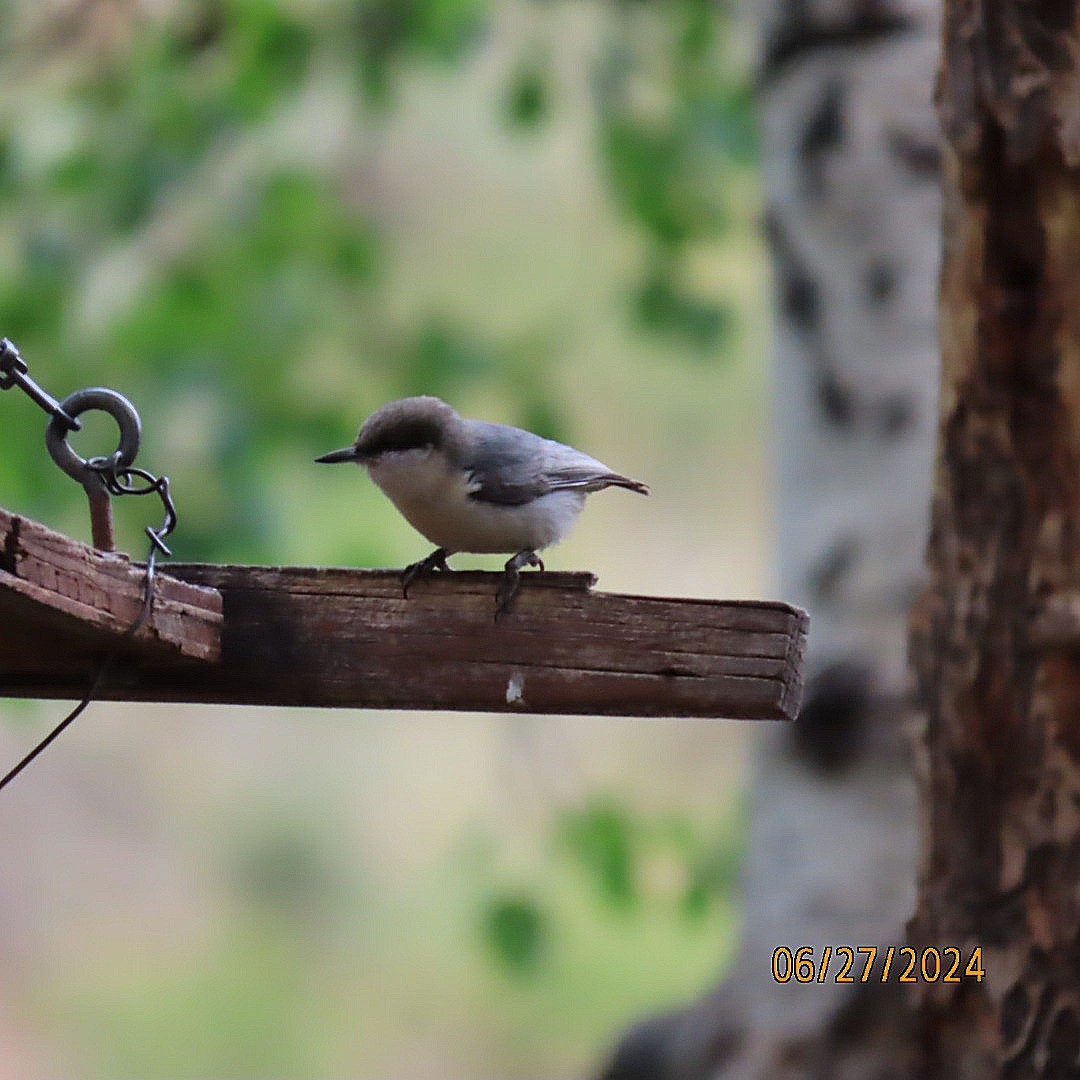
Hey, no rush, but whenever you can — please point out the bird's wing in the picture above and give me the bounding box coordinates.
[463,422,645,506]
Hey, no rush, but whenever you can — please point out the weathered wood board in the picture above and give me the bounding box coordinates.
[0,508,807,719]
[0,507,222,663]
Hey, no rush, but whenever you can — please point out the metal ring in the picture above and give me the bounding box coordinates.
[45,387,142,484]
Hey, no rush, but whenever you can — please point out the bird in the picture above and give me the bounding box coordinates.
[315,395,649,616]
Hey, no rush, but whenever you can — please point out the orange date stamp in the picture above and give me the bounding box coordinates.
[771,945,985,984]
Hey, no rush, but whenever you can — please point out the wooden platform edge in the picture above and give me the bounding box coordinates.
[5,557,806,720]
[780,606,810,721]
[0,507,222,662]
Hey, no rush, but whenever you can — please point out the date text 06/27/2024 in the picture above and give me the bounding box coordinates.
[771,946,985,985]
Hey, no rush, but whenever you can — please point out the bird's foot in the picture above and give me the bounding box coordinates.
[402,548,452,598]
[495,550,545,620]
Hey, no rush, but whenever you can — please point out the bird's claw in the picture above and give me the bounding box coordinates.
[495,550,544,620]
[402,548,452,598]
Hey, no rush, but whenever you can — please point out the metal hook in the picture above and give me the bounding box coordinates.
[45,387,142,552]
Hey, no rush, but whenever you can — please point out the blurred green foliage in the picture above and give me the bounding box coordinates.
[481,799,745,978]
[1,4,757,1074]
[501,38,552,131]
[351,0,490,101]
[560,800,639,910]
[483,894,548,974]
[40,792,744,1078]
[595,0,753,346]
[0,0,752,560]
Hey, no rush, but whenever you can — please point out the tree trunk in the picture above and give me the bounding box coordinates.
[908,2,1080,1075]
[597,2,941,1076]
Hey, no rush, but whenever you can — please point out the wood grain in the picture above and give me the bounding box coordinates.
[0,507,222,663]
[1,548,807,719]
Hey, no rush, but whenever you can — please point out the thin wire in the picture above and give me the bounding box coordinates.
[0,544,159,793]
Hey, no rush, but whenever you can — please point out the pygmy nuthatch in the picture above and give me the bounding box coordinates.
[316,395,649,615]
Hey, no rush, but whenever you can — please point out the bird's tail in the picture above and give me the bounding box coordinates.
[605,474,650,496]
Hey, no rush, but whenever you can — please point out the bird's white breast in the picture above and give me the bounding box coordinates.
[366,449,585,554]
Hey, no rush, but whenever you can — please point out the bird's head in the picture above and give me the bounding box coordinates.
[315,395,460,466]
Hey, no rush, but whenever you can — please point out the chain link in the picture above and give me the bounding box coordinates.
[87,458,178,557]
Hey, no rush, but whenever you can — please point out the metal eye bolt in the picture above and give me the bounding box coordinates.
[45,386,142,485]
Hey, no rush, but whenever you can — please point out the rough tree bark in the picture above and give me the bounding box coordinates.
[598,2,941,1077]
[908,2,1080,1076]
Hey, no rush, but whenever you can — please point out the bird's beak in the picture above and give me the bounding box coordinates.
[315,446,359,464]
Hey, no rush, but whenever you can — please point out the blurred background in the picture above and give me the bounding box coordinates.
[0,2,769,1077]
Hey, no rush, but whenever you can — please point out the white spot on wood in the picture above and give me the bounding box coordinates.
[506,671,526,706]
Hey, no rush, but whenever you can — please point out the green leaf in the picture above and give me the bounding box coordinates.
[482,895,546,974]
[352,0,489,103]
[221,2,314,120]
[503,64,549,130]
[633,272,734,350]
[559,802,638,911]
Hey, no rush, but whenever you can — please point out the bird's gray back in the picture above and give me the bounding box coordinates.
[461,419,623,506]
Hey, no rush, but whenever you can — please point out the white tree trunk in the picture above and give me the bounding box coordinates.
[599,2,941,1076]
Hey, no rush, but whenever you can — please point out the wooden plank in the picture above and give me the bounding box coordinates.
[0,507,222,662]
[1,557,807,719]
